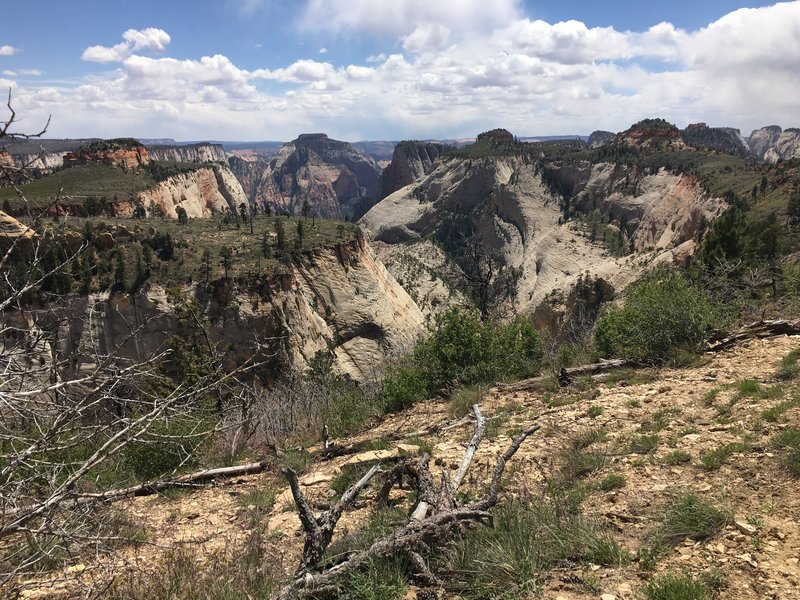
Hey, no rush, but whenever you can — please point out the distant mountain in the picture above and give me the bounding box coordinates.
[230,133,382,220]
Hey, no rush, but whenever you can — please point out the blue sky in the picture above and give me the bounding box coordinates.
[1,1,797,140]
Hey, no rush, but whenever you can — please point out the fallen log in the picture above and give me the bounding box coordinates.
[74,460,272,501]
[705,319,800,352]
[497,358,643,393]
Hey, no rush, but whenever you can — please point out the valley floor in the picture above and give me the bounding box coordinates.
[17,335,800,599]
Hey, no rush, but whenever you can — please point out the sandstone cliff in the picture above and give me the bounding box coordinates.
[763,129,800,163]
[377,141,447,200]
[29,238,424,383]
[587,131,615,148]
[238,134,382,220]
[681,123,752,159]
[63,141,149,170]
[748,126,783,160]
[361,149,725,316]
[146,143,228,164]
[131,165,248,218]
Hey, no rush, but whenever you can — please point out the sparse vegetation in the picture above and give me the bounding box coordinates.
[642,571,712,600]
[698,442,750,470]
[663,450,692,465]
[656,492,730,546]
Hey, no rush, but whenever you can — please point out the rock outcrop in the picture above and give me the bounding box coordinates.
[614,118,686,151]
[31,238,424,383]
[748,126,783,160]
[681,123,752,159]
[377,141,446,200]
[243,134,382,220]
[588,131,615,148]
[63,143,149,170]
[146,143,228,164]
[361,141,725,315]
[763,129,800,163]
[0,210,35,249]
[131,165,248,219]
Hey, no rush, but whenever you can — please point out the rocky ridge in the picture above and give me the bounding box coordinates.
[681,123,752,159]
[361,144,725,315]
[240,134,382,220]
[377,141,447,200]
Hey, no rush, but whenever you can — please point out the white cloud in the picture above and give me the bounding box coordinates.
[82,28,171,63]
[12,3,800,140]
[0,45,18,56]
[318,47,328,54]
[402,24,451,54]
[19,69,43,76]
[3,70,16,77]
[300,0,521,37]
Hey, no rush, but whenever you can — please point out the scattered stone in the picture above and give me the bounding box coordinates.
[735,520,758,536]
[397,443,420,455]
[601,594,617,600]
[737,552,758,568]
[300,472,335,486]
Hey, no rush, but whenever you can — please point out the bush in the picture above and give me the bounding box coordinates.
[123,417,208,481]
[382,308,544,412]
[593,271,717,361]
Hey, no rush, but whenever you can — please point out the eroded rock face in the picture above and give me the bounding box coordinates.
[764,129,800,163]
[63,146,149,170]
[240,134,382,220]
[377,141,446,200]
[147,143,228,164]
[588,131,615,148]
[614,119,686,151]
[26,238,424,383]
[681,123,752,159]
[131,165,248,218]
[748,126,783,160]
[361,152,725,315]
[0,210,35,249]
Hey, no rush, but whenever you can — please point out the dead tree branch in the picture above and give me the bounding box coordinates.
[278,404,541,598]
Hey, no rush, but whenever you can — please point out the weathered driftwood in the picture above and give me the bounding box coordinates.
[277,404,540,599]
[705,319,800,352]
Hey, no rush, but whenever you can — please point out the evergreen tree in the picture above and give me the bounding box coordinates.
[261,230,272,259]
[114,248,128,291]
[219,246,233,279]
[301,199,310,220]
[176,205,188,225]
[201,248,212,283]
[275,219,286,255]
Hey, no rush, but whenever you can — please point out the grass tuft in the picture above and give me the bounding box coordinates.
[698,442,750,471]
[656,491,730,546]
[642,571,711,600]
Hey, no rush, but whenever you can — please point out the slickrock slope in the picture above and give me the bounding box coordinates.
[764,129,800,163]
[361,151,725,314]
[131,165,248,218]
[34,335,799,600]
[750,126,788,161]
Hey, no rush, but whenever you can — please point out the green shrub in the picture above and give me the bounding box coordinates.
[598,473,626,491]
[593,271,717,361]
[663,450,692,465]
[382,308,543,412]
[642,571,711,600]
[777,348,800,380]
[629,433,660,455]
[762,397,800,422]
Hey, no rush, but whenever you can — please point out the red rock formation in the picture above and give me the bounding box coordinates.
[63,146,149,170]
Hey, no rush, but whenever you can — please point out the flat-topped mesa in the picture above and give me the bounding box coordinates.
[64,138,149,169]
[146,143,227,164]
[680,123,751,159]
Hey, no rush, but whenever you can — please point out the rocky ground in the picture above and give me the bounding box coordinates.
[18,335,800,599]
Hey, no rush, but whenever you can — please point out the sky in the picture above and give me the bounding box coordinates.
[1,1,798,141]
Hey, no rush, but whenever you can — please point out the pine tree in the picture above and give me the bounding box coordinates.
[219,246,233,279]
[275,219,286,255]
[201,248,212,283]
